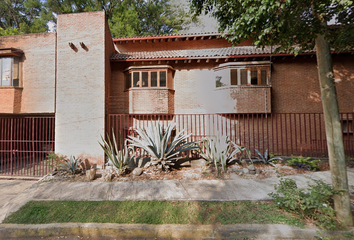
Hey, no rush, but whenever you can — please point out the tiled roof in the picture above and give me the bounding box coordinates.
[111,46,274,60]
[113,32,220,41]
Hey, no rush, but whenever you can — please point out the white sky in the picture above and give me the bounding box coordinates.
[174,0,219,33]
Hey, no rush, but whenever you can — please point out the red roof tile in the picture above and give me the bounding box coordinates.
[111,46,274,60]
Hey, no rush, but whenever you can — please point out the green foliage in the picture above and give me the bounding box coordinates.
[44,0,196,37]
[199,134,247,176]
[269,178,340,230]
[189,0,354,52]
[58,156,82,175]
[254,149,283,167]
[45,152,66,169]
[127,120,199,170]
[99,131,134,175]
[0,0,49,34]
[287,156,320,171]
[0,27,23,36]
[0,0,196,37]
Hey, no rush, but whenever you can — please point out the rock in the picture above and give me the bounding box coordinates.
[247,164,255,171]
[230,165,241,172]
[243,168,249,174]
[249,170,256,175]
[190,159,207,167]
[256,169,262,174]
[86,167,96,181]
[241,159,248,166]
[102,169,114,182]
[132,167,143,176]
[280,165,294,170]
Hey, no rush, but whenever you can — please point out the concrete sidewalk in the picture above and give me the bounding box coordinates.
[2,170,354,222]
[1,170,354,239]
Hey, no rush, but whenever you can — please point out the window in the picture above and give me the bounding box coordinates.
[214,62,270,88]
[124,65,173,89]
[342,119,353,134]
[228,67,269,87]
[0,57,19,87]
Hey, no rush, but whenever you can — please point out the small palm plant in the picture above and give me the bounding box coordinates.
[127,120,199,170]
[59,155,82,175]
[99,131,134,176]
[199,134,248,176]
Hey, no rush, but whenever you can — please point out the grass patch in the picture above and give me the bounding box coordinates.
[3,200,303,227]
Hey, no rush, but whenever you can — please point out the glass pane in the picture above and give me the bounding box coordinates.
[126,73,131,89]
[160,71,166,87]
[251,70,258,85]
[2,58,12,86]
[151,72,157,87]
[12,58,19,87]
[261,70,267,85]
[230,69,237,85]
[141,72,148,87]
[133,72,140,87]
[240,69,248,85]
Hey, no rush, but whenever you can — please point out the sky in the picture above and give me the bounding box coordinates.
[173,0,219,33]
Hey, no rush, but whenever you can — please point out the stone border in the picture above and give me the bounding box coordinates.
[1,223,354,239]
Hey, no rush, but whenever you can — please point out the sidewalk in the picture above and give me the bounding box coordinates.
[0,170,354,239]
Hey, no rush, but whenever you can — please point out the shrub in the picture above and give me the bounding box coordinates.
[199,134,248,176]
[127,120,199,170]
[58,156,82,175]
[269,178,340,230]
[287,156,320,171]
[45,152,66,169]
[99,131,134,176]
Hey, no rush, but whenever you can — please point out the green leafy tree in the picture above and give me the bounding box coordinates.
[0,0,48,34]
[44,0,196,37]
[189,0,354,226]
[0,27,23,36]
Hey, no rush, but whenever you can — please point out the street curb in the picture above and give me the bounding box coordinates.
[1,223,354,239]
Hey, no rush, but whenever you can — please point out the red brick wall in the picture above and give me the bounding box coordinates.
[271,56,354,113]
[0,33,56,114]
[129,89,174,114]
[110,55,354,115]
[0,88,22,113]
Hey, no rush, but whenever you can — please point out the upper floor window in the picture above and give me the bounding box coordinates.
[0,57,20,87]
[124,65,173,89]
[214,62,270,88]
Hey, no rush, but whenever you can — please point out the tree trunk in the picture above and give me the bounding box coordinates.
[315,34,353,226]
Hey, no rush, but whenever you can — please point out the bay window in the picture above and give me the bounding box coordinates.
[125,65,172,89]
[214,62,271,88]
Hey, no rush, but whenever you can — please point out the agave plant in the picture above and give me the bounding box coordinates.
[255,149,283,167]
[59,155,82,175]
[199,134,248,176]
[127,120,199,170]
[99,131,134,176]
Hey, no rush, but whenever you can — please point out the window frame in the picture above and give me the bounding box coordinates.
[124,65,173,90]
[213,62,271,89]
[229,66,270,86]
[0,57,20,87]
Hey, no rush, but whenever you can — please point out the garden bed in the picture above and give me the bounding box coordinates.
[40,157,332,183]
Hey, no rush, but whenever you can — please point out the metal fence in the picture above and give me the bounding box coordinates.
[107,113,354,158]
[0,116,55,177]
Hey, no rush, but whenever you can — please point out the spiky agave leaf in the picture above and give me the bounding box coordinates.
[127,120,199,169]
[99,131,134,175]
[58,155,82,175]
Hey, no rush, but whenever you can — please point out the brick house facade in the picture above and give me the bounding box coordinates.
[0,12,353,174]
